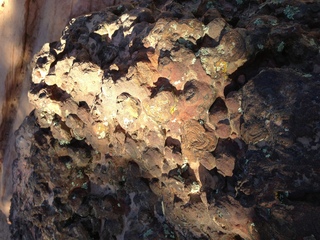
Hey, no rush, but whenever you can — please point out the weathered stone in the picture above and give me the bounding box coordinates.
[7,1,320,240]
[205,18,226,41]
[213,139,239,177]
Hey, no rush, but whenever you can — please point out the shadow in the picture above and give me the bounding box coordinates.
[235,68,320,239]
[220,0,320,238]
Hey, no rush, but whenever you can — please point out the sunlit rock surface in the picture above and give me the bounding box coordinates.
[8,0,320,239]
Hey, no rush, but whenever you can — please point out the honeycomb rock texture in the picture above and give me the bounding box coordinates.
[10,1,320,239]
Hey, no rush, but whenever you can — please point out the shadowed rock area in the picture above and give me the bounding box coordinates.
[8,0,320,239]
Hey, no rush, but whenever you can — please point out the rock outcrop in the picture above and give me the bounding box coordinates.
[8,0,320,239]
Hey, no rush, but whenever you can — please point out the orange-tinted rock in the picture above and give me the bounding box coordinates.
[197,151,216,171]
[205,18,226,41]
[215,119,232,139]
[209,97,228,124]
[182,119,217,153]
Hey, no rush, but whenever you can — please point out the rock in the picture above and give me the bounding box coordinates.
[213,139,239,177]
[7,0,320,239]
[205,18,226,41]
[238,68,320,239]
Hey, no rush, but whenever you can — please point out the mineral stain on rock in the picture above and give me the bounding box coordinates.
[8,0,320,239]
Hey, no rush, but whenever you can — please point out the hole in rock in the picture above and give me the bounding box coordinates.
[68,139,94,158]
[114,124,126,134]
[224,176,237,195]
[53,187,62,195]
[38,91,46,99]
[140,177,153,189]
[69,187,88,201]
[128,161,141,176]
[58,156,73,164]
[218,119,230,125]
[79,101,90,110]
[34,129,49,146]
[100,44,118,62]
[176,37,198,51]
[234,234,244,240]
[36,56,48,67]
[88,32,104,43]
[188,194,202,204]
[209,97,228,116]
[174,194,183,203]
[149,177,160,189]
[205,189,220,204]
[224,79,241,98]
[30,81,47,94]
[183,80,198,101]
[198,34,219,48]
[168,164,197,185]
[52,114,71,130]
[212,138,240,160]
[53,197,71,213]
[228,17,240,28]
[149,77,181,98]
[39,182,51,194]
[49,41,60,50]
[165,137,181,154]
[116,92,140,104]
[159,50,171,66]
[45,85,72,102]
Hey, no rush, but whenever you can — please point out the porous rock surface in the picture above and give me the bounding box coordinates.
[9,1,320,239]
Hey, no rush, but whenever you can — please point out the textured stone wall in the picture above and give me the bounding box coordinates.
[5,0,320,239]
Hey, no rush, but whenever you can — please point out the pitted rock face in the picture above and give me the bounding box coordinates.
[29,7,247,184]
[10,1,320,240]
[21,5,251,239]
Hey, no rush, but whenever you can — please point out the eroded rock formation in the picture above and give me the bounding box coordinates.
[8,0,320,239]
[0,0,128,221]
